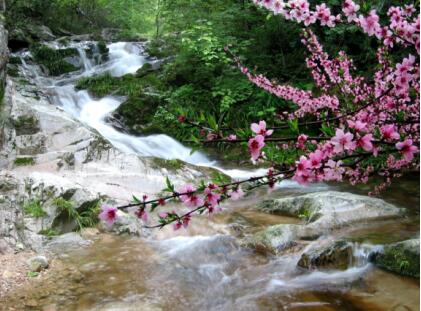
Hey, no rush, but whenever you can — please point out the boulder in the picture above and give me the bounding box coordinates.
[243,224,301,254]
[258,191,403,234]
[372,238,420,278]
[99,210,144,236]
[45,232,91,254]
[297,240,353,270]
[27,255,49,272]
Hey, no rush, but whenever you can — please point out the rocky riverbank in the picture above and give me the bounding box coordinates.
[0,24,419,310]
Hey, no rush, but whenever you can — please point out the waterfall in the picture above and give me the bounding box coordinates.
[14,41,269,178]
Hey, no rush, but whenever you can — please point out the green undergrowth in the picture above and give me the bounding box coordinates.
[14,157,36,166]
[24,199,46,218]
[53,197,101,231]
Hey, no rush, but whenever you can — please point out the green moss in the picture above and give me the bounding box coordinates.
[374,239,420,278]
[136,63,153,78]
[7,65,19,77]
[30,44,80,76]
[151,158,184,171]
[97,40,109,55]
[23,199,46,218]
[9,56,22,65]
[14,157,36,166]
[39,228,59,237]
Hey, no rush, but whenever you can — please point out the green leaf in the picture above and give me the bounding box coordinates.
[164,177,175,193]
[288,119,299,134]
[321,123,335,137]
[132,195,141,204]
[207,115,218,130]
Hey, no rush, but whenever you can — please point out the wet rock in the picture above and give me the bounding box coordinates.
[258,191,403,234]
[45,232,91,254]
[297,240,353,270]
[27,255,49,272]
[244,224,301,254]
[372,238,420,278]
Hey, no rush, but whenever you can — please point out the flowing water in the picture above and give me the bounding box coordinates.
[4,41,419,310]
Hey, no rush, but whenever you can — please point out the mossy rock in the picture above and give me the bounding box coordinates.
[30,44,80,76]
[372,238,420,278]
[113,93,161,133]
[136,63,154,78]
[12,115,40,136]
[298,240,353,270]
[150,158,185,171]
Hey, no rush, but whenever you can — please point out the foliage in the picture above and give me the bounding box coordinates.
[38,228,59,237]
[14,157,35,166]
[53,197,101,230]
[30,44,80,76]
[23,199,46,218]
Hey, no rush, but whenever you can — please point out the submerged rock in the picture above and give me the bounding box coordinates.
[372,238,420,278]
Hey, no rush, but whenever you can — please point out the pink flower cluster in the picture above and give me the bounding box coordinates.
[253,0,420,53]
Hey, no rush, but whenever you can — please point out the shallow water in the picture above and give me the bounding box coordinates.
[1,184,419,311]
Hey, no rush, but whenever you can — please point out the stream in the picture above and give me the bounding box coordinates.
[4,40,420,310]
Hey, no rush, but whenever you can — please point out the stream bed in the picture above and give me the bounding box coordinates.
[2,40,419,311]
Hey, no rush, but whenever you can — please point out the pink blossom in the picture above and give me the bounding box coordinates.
[229,187,245,200]
[98,205,118,226]
[381,125,400,140]
[342,0,360,22]
[207,133,218,141]
[356,134,374,152]
[248,135,265,161]
[323,160,345,181]
[347,120,367,132]
[359,10,380,37]
[309,150,324,168]
[396,139,418,161]
[227,134,237,141]
[204,184,221,207]
[135,208,148,222]
[296,155,311,175]
[179,184,204,208]
[251,120,273,136]
[297,134,308,149]
[330,129,356,153]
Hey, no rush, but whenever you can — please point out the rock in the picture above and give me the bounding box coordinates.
[0,11,7,84]
[45,232,91,254]
[27,255,49,272]
[100,210,144,236]
[243,224,301,254]
[32,25,55,41]
[135,63,154,78]
[297,240,353,270]
[258,191,403,235]
[372,238,420,278]
[0,239,11,254]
